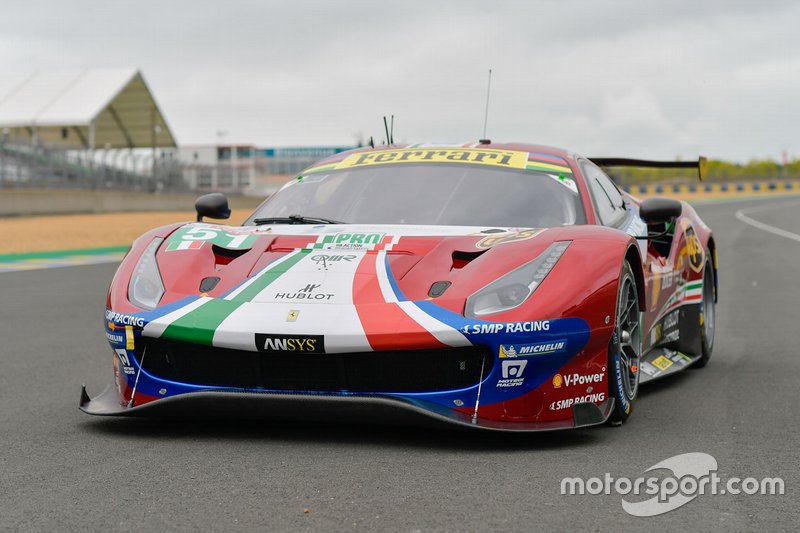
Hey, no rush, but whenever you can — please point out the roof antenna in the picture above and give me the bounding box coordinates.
[383,116,391,146]
[390,115,394,144]
[369,136,375,149]
[479,69,492,145]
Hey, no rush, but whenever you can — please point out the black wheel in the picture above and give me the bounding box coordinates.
[608,261,642,426]
[693,258,715,368]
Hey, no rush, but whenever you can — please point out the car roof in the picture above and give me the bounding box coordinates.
[315,142,578,165]
[302,142,597,225]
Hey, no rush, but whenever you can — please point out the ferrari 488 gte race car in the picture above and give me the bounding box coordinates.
[81,142,716,431]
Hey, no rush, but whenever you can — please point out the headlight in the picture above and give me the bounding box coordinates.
[128,237,165,310]
[465,241,570,317]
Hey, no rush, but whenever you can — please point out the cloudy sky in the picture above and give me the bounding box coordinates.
[1,0,798,161]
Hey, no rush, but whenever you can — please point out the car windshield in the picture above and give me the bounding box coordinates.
[246,162,586,227]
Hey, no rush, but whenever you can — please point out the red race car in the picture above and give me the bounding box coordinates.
[81,142,716,431]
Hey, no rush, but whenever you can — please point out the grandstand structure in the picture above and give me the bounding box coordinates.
[0,68,175,149]
[0,68,190,192]
[0,67,356,195]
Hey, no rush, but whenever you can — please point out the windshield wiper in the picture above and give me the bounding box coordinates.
[253,215,345,225]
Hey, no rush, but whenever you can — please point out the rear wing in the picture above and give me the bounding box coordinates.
[590,156,707,180]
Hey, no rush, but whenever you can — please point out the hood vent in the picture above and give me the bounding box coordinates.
[451,250,485,271]
[212,244,250,269]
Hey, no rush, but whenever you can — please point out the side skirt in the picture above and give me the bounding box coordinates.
[639,347,701,384]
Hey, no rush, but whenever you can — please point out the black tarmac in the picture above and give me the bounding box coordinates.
[1,196,798,531]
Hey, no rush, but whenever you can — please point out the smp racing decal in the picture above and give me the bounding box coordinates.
[255,333,325,353]
[549,392,606,411]
[105,309,145,327]
[460,320,551,335]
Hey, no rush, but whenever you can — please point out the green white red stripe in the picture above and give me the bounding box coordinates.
[142,234,470,352]
[654,280,703,324]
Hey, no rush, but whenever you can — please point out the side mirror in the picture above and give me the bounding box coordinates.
[639,197,682,225]
[195,193,231,222]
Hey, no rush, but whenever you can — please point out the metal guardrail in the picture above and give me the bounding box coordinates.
[0,139,252,194]
[5,138,798,198]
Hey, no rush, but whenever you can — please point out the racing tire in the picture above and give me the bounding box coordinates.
[693,257,716,368]
[608,260,641,426]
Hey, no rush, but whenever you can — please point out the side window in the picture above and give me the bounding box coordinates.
[580,160,626,226]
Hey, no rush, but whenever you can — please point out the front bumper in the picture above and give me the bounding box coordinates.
[79,385,614,432]
[98,305,608,430]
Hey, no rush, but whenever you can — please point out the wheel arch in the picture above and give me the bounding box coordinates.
[624,244,647,311]
[706,234,718,303]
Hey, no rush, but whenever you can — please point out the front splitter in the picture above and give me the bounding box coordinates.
[79,385,613,433]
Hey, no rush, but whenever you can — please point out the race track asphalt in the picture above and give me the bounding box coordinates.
[1,196,798,532]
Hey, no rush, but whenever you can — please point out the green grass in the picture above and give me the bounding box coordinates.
[0,245,128,262]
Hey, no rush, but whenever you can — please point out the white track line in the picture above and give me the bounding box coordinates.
[735,200,800,243]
